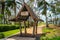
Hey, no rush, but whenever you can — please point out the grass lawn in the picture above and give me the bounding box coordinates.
[2,29,19,38]
[40,27,60,40]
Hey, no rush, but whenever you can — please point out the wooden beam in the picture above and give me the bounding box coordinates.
[19,22,22,35]
[24,21,27,35]
[33,22,35,36]
[28,20,29,28]
[35,21,38,35]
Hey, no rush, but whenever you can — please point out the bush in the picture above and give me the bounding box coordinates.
[0,33,4,39]
[0,24,19,32]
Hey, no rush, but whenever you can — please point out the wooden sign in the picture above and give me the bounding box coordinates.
[21,11,29,16]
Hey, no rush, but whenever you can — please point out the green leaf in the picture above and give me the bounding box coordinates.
[49,14,51,17]
[42,8,46,15]
[16,2,22,5]
[0,14,3,17]
[56,8,60,12]
[6,7,11,16]
[38,1,43,7]
[50,6,55,13]
[30,0,34,2]
[56,2,60,6]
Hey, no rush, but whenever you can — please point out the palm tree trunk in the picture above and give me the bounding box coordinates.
[14,0,16,24]
[44,0,49,27]
[1,2,5,24]
[28,20,29,28]
[49,14,52,24]
[46,14,49,27]
[55,15,57,25]
[19,22,22,35]
[35,21,38,35]
[33,22,35,36]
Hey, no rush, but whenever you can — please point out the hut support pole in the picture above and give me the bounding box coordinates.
[35,21,38,35]
[28,20,29,27]
[33,22,35,36]
[19,22,22,35]
[24,21,27,35]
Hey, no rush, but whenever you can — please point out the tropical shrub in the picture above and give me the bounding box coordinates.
[0,24,19,32]
[0,33,4,39]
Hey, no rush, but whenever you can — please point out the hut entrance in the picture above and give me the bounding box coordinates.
[9,3,42,36]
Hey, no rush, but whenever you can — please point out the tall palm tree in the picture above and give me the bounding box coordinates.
[0,0,21,24]
[0,0,5,24]
[38,0,55,27]
[50,0,60,26]
[38,0,48,27]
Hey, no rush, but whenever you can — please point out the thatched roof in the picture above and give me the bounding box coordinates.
[9,3,43,22]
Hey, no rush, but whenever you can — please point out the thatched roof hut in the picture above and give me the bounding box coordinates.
[9,3,44,36]
[9,3,43,22]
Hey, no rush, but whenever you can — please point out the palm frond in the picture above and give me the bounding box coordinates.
[38,1,43,7]
[30,0,34,2]
[56,8,60,12]
[6,7,11,16]
[56,2,60,6]
[42,7,46,15]
[51,6,55,13]
[0,14,3,17]
[16,1,22,5]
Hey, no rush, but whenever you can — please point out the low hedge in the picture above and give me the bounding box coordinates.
[0,33,4,39]
[0,24,32,32]
[0,24,19,32]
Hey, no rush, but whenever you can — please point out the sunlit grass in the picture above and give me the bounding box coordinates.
[38,22,45,26]
[41,27,60,40]
[2,29,19,37]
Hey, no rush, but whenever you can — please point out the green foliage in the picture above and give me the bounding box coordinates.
[0,24,19,32]
[0,14,3,17]
[30,0,34,2]
[57,8,60,13]
[40,28,60,40]
[5,7,11,16]
[38,22,45,26]
[43,28,53,33]
[0,32,4,39]
[38,1,43,7]
[56,2,60,6]
[2,29,19,37]
[40,36,60,40]
[51,6,55,13]
[0,29,19,39]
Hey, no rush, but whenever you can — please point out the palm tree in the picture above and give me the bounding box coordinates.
[50,0,60,26]
[38,0,55,27]
[0,14,3,23]
[0,0,5,24]
[0,0,21,24]
[38,0,49,27]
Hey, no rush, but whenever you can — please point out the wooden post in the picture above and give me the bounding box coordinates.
[19,22,22,35]
[35,21,38,35]
[24,21,27,35]
[33,22,35,36]
[28,20,29,28]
